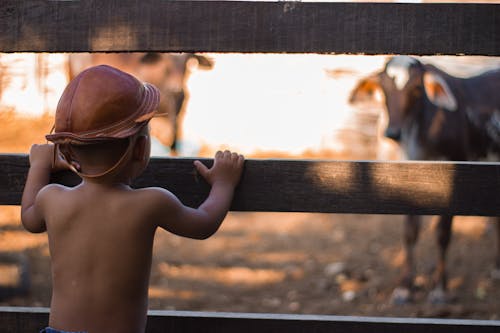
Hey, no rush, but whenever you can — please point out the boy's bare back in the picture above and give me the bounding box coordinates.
[40,181,157,332]
[21,65,244,333]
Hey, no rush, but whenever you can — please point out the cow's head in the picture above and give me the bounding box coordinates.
[350,56,458,143]
[138,53,214,151]
[137,53,213,113]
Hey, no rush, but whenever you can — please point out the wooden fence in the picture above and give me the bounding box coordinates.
[1,1,499,332]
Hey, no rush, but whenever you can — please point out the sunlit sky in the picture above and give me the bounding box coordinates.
[183,54,386,155]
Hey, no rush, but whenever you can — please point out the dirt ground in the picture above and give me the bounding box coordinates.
[0,112,499,320]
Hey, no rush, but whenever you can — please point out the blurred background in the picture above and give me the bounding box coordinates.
[0,50,499,318]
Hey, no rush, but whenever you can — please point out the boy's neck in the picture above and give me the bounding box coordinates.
[80,174,133,189]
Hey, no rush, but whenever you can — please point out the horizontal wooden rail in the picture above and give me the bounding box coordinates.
[2,154,499,216]
[0,1,498,55]
[1,307,500,333]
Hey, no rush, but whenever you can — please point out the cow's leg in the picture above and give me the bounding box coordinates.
[170,91,186,154]
[391,215,421,304]
[428,215,453,304]
[170,118,179,154]
[492,217,500,280]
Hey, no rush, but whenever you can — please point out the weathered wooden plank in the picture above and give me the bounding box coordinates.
[1,307,500,333]
[0,1,498,55]
[1,154,499,216]
[145,311,500,333]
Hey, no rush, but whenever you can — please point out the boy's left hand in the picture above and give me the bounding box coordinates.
[29,144,71,172]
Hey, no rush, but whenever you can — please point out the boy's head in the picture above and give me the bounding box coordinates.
[46,65,160,179]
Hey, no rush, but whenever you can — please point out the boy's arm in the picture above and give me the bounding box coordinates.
[151,150,244,239]
[21,144,66,233]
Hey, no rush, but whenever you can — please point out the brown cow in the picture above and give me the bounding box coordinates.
[68,53,214,154]
[350,56,500,304]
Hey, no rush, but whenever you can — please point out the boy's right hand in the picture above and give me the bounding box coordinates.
[194,150,244,188]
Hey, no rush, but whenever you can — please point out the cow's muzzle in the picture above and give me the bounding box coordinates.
[385,127,401,141]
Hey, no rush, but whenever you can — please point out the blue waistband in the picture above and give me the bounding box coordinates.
[41,327,86,333]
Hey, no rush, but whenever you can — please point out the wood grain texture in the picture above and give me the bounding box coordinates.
[1,307,500,333]
[2,154,499,216]
[0,1,498,55]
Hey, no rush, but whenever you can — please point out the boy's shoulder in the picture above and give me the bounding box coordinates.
[37,183,72,200]
[34,183,74,213]
[129,186,182,216]
[133,186,179,205]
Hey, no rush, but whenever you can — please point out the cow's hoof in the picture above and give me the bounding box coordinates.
[491,268,500,280]
[427,287,455,304]
[391,287,412,304]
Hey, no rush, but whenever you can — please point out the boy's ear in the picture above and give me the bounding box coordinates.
[133,135,148,161]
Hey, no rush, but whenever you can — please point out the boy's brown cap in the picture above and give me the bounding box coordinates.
[46,64,160,144]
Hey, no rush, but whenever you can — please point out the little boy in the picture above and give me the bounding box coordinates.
[21,65,244,333]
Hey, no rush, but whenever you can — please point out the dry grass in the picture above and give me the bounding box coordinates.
[0,111,53,153]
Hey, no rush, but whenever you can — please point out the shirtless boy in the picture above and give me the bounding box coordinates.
[21,65,244,333]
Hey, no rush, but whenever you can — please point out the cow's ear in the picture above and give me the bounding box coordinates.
[193,55,214,69]
[423,72,457,111]
[140,53,162,64]
[349,75,382,104]
[186,54,215,71]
